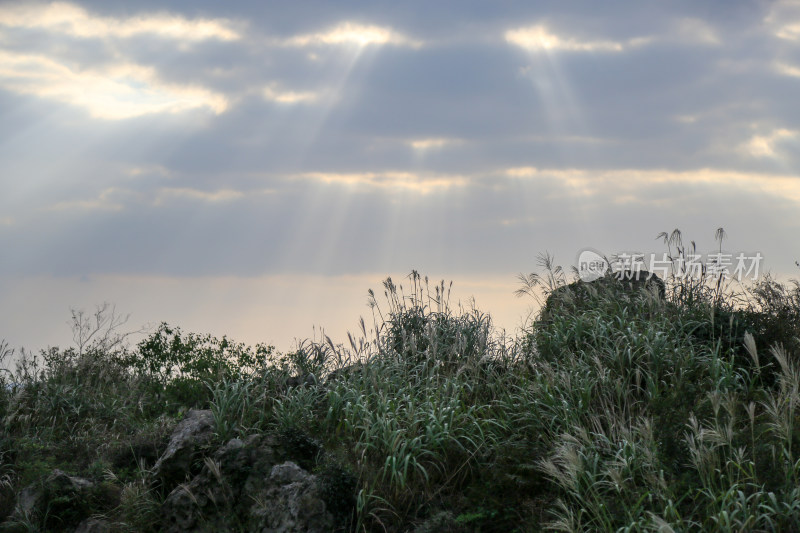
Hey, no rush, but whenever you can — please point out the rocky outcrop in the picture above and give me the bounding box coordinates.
[5,470,119,532]
[539,270,666,324]
[152,409,215,491]
[160,434,336,532]
[2,412,351,532]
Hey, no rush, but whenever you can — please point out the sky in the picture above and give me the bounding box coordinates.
[1,1,800,360]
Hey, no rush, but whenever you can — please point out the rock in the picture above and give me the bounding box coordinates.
[251,462,334,533]
[413,510,465,533]
[74,517,111,533]
[539,270,665,324]
[285,373,317,388]
[9,470,95,530]
[152,409,215,491]
[160,435,336,532]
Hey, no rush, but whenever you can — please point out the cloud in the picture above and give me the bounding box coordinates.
[672,18,720,45]
[775,61,800,77]
[127,165,172,178]
[45,188,129,212]
[283,22,422,48]
[505,17,723,55]
[506,166,800,204]
[741,129,797,158]
[765,1,800,42]
[505,24,630,52]
[777,23,800,41]
[0,50,228,119]
[0,2,241,41]
[0,2,237,119]
[297,171,466,194]
[408,137,461,151]
[263,84,319,104]
[154,187,246,205]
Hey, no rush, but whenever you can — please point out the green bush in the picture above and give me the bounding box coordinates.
[118,323,276,407]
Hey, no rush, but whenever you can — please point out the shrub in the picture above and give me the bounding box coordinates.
[118,323,275,407]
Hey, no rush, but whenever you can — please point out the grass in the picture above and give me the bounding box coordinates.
[1,230,800,531]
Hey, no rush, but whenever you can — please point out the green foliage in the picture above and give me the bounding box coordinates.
[3,230,800,532]
[370,271,492,367]
[118,323,275,407]
[317,462,358,528]
[125,322,273,381]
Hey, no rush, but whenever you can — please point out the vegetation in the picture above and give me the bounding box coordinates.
[1,229,800,531]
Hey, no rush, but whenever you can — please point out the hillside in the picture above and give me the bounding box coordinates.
[2,262,800,532]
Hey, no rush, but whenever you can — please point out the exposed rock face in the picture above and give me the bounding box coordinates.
[152,409,215,490]
[160,434,335,532]
[539,270,666,324]
[13,469,92,518]
[251,462,334,533]
[7,469,112,531]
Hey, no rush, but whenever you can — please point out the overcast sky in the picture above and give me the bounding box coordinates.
[1,1,799,358]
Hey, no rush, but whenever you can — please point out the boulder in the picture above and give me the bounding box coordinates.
[160,434,335,532]
[251,462,334,533]
[8,470,96,530]
[539,270,666,324]
[285,373,318,389]
[152,409,215,490]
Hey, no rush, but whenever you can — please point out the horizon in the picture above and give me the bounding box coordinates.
[2,1,799,359]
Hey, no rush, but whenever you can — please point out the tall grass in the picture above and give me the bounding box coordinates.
[2,231,800,531]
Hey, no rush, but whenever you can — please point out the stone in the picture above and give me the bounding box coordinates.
[285,373,318,389]
[9,470,95,530]
[539,270,666,324]
[152,409,215,491]
[160,435,336,532]
[251,461,334,533]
